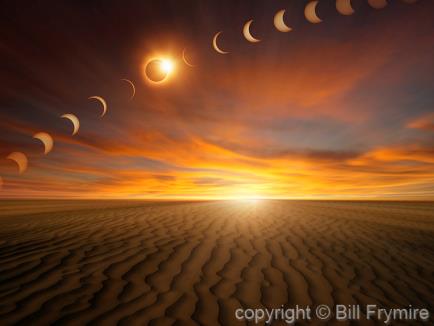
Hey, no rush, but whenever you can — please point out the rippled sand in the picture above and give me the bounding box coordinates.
[0,200,433,325]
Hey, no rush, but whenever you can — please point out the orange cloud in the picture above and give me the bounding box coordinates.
[4,130,432,200]
[407,113,434,132]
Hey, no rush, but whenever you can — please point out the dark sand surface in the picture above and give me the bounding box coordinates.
[0,200,433,325]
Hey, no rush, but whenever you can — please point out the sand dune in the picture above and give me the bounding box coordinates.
[0,200,433,325]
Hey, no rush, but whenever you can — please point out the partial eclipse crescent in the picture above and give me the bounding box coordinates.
[274,10,292,33]
[33,132,54,155]
[368,0,388,9]
[121,79,135,100]
[182,48,195,67]
[7,152,28,174]
[61,113,80,135]
[336,0,355,15]
[212,31,229,54]
[88,96,107,117]
[243,20,261,43]
[305,1,322,24]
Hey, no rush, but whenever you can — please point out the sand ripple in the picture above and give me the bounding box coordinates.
[0,200,433,325]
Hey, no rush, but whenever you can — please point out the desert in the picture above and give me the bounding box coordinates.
[0,200,432,325]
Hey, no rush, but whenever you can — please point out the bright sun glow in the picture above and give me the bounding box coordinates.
[237,198,262,204]
[225,186,265,203]
[160,59,174,74]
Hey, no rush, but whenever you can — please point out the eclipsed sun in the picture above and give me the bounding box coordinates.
[144,58,175,84]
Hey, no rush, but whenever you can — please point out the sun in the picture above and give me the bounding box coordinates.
[143,56,176,85]
[160,59,174,74]
[223,185,266,202]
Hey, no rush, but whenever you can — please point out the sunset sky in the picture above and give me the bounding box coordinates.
[0,0,433,199]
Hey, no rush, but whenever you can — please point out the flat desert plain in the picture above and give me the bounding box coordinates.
[0,200,433,325]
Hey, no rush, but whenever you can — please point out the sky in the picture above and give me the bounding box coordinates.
[0,0,433,200]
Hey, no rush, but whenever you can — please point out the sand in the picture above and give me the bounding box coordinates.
[0,200,433,325]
